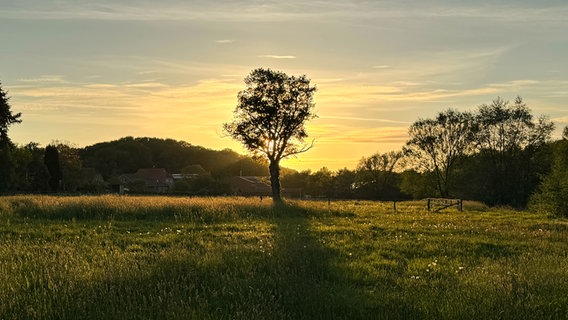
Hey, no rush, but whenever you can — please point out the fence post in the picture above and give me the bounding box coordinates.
[427,198,431,212]
[458,199,463,212]
[394,201,397,213]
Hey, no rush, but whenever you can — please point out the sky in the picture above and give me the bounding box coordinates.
[1,0,567,171]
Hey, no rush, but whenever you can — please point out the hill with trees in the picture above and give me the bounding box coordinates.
[80,137,269,179]
[7,137,271,194]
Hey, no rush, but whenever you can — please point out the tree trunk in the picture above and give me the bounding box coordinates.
[269,160,282,203]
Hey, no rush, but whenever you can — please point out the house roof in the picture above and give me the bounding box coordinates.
[229,176,272,195]
[119,168,173,187]
[135,168,172,186]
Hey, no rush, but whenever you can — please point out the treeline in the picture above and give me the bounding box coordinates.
[288,97,567,216]
[2,137,273,194]
[404,97,562,210]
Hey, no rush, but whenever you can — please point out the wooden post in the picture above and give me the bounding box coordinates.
[458,199,463,212]
[394,201,397,213]
[427,198,431,212]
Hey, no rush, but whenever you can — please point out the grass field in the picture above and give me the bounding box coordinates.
[1,195,567,319]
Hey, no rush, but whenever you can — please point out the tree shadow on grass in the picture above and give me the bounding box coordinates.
[268,203,425,319]
[267,203,367,319]
[4,202,425,319]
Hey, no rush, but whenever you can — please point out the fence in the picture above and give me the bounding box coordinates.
[426,198,463,212]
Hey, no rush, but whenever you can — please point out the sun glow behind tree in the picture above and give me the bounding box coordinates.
[224,68,317,203]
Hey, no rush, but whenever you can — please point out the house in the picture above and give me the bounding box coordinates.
[229,176,272,196]
[119,168,174,193]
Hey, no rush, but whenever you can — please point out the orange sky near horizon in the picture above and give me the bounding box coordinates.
[2,1,567,171]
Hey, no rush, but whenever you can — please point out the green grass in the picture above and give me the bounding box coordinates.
[0,195,567,319]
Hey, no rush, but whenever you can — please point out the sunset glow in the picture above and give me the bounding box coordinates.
[2,0,567,171]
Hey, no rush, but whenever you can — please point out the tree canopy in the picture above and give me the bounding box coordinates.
[0,82,22,192]
[405,109,477,197]
[224,68,317,202]
[0,82,21,146]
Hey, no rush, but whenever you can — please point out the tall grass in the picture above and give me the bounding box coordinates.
[0,195,567,319]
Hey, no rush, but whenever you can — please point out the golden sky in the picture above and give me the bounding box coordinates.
[2,1,567,171]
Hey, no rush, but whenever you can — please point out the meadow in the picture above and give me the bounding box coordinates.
[0,195,567,319]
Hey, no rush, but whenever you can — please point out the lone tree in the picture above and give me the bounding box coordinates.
[224,68,317,203]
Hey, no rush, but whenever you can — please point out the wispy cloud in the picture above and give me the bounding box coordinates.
[258,55,297,59]
[123,82,168,89]
[311,124,408,145]
[10,77,243,145]
[17,75,67,84]
[215,39,235,44]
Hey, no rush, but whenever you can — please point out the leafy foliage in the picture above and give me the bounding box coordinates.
[224,69,317,161]
[356,151,405,200]
[0,82,21,146]
[224,68,317,202]
[404,97,555,207]
[44,145,62,192]
[0,82,22,192]
[476,97,553,154]
[464,97,554,207]
[12,142,50,192]
[530,138,568,217]
[405,109,477,197]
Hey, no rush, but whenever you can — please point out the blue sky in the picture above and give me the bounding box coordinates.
[1,0,567,170]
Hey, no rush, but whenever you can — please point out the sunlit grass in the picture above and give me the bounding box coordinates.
[0,195,567,319]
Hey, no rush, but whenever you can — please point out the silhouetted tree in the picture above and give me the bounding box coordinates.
[281,170,311,192]
[0,82,22,192]
[0,147,16,192]
[400,170,437,199]
[356,151,405,199]
[12,143,50,192]
[333,168,357,199]
[0,82,21,146]
[473,96,554,206]
[215,157,269,177]
[44,145,62,192]
[405,109,477,197]
[54,142,83,192]
[224,68,317,203]
[307,167,334,197]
